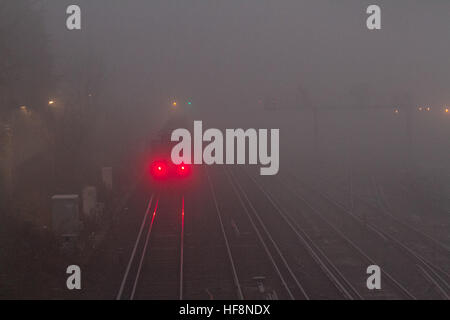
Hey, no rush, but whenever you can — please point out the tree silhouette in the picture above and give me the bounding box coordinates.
[0,0,54,117]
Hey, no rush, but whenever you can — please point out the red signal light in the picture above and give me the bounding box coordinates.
[176,163,190,177]
[151,161,168,179]
[150,160,191,180]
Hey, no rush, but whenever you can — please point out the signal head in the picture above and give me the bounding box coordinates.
[150,161,168,179]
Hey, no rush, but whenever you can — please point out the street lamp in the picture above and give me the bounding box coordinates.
[19,105,31,116]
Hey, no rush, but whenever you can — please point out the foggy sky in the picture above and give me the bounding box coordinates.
[42,0,450,110]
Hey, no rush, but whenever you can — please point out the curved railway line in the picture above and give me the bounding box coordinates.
[279,171,449,300]
[113,165,448,300]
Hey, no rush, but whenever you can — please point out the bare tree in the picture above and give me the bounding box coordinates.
[0,0,53,117]
[0,0,54,203]
[53,44,107,186]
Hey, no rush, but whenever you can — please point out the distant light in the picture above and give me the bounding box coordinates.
[187,101,192,105]
[19,105,30,115]
[394,109,399,114]
[445,108,449,113]
[418,107,423,111]
[48,100,55,105]
[172,101,177,107]
[426,107,431,112]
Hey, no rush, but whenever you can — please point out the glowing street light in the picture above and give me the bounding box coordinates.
[48,100,55,105]
[19,106,30,116]
[445,107,449,114]
[172,101,177,107]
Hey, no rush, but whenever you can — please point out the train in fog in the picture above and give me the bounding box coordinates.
[147,114,192,182]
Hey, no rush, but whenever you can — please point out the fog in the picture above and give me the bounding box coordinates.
[44,1,450,104]
[41,0,450,173]
[1,0,450,300]
[2,0,449,179]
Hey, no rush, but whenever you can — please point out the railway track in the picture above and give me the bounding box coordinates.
[222,167,387,299]
[116,194,157,300]
[237,173,362,299]
[203,168,290,300]
[116,170,252,300]
[365,179,450,297]
[114,165,447,300]
[332,188,449,299]
[224,168,309,299]
[313,171,449,258]
[116,192,183,300]
[245,170,415,300]
[300,171,449,299]
[282,172,449,299]
[182,171,239,300]
[371,178,450,262]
